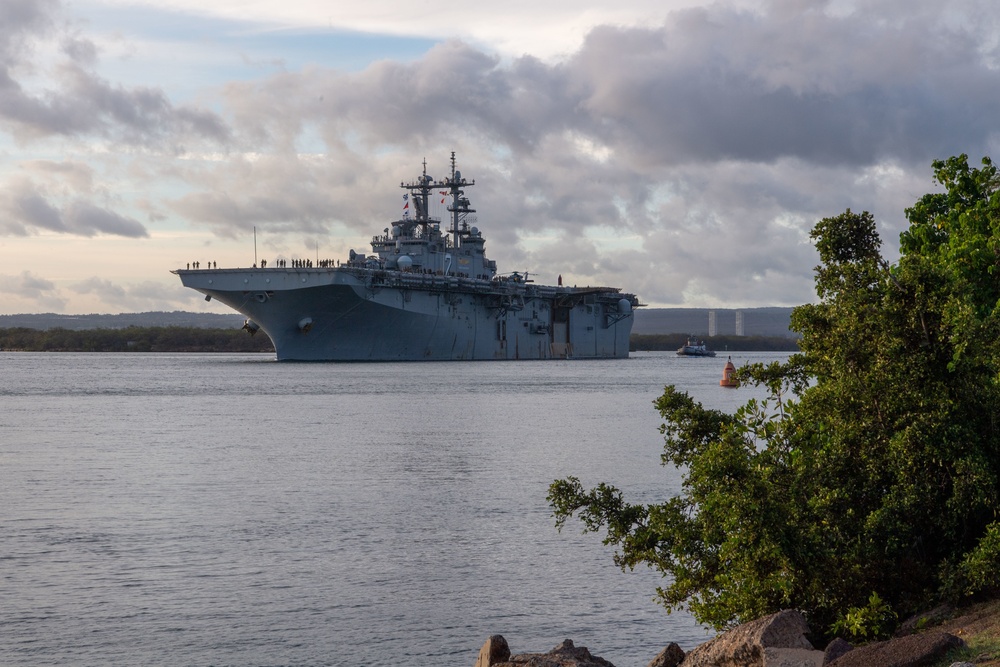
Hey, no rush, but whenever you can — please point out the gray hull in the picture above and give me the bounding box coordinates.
[177,267,634,361]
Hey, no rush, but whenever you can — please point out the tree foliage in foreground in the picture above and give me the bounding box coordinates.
[549,155,1000,640]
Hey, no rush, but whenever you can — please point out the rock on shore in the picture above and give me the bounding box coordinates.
[474,637,614,667]
[824,631,964,667]
[679,610,822,667]
[474,606,970,667]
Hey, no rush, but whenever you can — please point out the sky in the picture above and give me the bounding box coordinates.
[1,0,999,315]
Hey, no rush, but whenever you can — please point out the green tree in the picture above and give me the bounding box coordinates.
[549,157,1000,640]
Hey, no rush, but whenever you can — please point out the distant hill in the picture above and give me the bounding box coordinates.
[633,307,796,337]
[0,311,246,330]
[0,307,798,337]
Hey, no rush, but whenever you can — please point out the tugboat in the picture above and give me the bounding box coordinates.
[173,153,640,361]
[676,336,716,357]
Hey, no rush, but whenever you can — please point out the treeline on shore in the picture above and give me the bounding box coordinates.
[0,326,275,353]
[0,326,798,353]
[630,333,799,352]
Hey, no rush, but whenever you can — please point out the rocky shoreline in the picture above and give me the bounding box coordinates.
[472,602,1000,667]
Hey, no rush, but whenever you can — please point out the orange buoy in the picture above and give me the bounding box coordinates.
[719,356,738,387]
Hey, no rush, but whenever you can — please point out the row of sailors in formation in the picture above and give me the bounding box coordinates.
[190,257,479,274]
[253,259,337,268]
[186,259,338,269]
[187,259,541,286]
[254,259,336,268]
[187,258,374,269]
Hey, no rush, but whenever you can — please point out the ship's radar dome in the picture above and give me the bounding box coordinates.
[470,226,479,236]
[618,298,633,314]
[397,255,413,271]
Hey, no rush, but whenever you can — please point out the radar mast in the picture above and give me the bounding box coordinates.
[443,151,475,249]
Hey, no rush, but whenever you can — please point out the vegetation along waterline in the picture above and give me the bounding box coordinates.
[549,154,1000,644]
[0,326,276,353]
[0,328,797,353]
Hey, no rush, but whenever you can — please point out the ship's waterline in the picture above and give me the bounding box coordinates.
[174,154,638,361]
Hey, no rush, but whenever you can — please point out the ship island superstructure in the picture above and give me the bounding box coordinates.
[173,154,639,361]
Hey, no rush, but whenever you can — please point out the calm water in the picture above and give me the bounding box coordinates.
[2,350,789,667]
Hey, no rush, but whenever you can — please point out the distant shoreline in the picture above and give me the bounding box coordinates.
[0,309,799,353]
[0,307,798,338]
[0,326,275,353]
[0,326,798,354]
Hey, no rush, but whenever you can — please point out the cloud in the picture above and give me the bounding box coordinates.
[4,0,1000,312]
[0,0,231,146]
[0,172,149,237]
[70,276,190,311]
[0,269,208,314]
[562,3,1000,168]
[13,269,56,296]
[200,2,1000,193]
[81,0,710,61]
[65,201,149,237]
[7,269,67,310]
[0,61,231,146]
[161,0,995,308]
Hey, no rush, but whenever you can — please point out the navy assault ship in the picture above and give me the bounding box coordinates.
[173,154,639,361]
